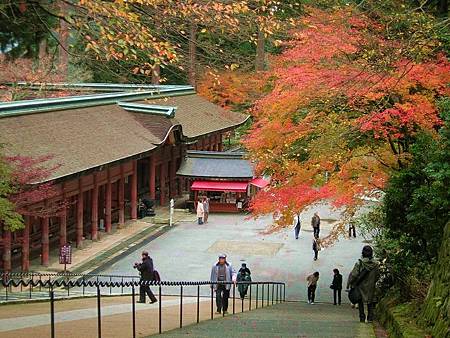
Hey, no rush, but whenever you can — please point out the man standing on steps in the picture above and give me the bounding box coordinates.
[134,251,157,304]
[311,212,321,238]
[210,254,236,315]
[306,271,320,304]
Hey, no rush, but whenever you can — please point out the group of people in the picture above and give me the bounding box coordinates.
[293,211,323,261]
[196,196,210,224]
[306,245,380,323]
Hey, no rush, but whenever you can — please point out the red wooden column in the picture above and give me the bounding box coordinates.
[2,228,11,272]
[214,134,219,151]
[149,154,156,201]
[118,165,125,226]
[131,160,138,220]
[41,216,49,266]
[160,151,167,206]
[169,147,176,198]
[91,173,99,240]
[22,215,30,271]
[59,185,67,248]
[76,179,84,248]
[105,169,112,233]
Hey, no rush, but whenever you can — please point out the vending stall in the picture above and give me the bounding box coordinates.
[177,151,269,212]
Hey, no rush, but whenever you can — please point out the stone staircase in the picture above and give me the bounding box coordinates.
[157,302,377,338]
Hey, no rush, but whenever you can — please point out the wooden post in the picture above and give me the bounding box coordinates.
[131,160,138,220]
[218,134,223,152]
[22,216,30,271]
[188,22,197,88]
[105,168,112,233]
[2,228,11,272]
[76,179,84,248]
[91,173,99,241]
[59,208,67,248]
[119,165,125,226]
[41,216,49,266]
[149,154,156,201]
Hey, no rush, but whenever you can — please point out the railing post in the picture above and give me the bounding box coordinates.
[159,283,162,334]
[109,276,112,295]
[210,284,214,320]
[272,283,274,305]
[255,284,258,309]
[284,284,286,302]
[241,286,244,313]
[82,276,85,296]
[267,283,270,306]
[50,289,55,338]
[97,285,102,338]
[276,284,279,303]
[179,285,183,328]
[121,277,124,295]
[196,284,200,323]
[131,284,136,338]
[249,284,252,311]
[261,283,264,308]
[232,283,235,315]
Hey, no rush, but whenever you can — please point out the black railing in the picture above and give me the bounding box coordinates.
[0,272,286,338]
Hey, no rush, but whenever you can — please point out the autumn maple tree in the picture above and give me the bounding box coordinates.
[201,5,450,235]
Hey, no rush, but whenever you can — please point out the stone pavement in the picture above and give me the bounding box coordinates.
[158,302,376,338]
[99,203,370,302]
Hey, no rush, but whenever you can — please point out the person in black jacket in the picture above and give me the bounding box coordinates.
[134,251,157,304]
[331,268,343,305]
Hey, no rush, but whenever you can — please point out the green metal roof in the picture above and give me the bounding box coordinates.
[0,86,195,118]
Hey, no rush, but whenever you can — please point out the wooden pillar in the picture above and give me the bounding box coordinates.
[2,228,11,272]
[169,147,176,198]
[151,63,160,85]
[105,169,112,233]
[59,208,67,248]
[160,152,167,206]
[149,154,156,201]
[76,179,83,248]
[91,173,99,241]
[118,165,125,226]
[41,216,49,266]
[22,215,30,271]
[218,134,223,152]
[255,27,265,71]
[131,160,138,220]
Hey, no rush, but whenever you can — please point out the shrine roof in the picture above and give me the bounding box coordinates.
[0,84,248,181]
[176,151,254,179]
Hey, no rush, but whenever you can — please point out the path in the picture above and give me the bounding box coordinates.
[158,302,376,338]
[100,203,371,302]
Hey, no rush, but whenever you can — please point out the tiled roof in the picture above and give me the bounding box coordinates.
[0,93,248,181]
[176,151,254,179]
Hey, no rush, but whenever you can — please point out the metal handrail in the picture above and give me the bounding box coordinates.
[0,274,286,338]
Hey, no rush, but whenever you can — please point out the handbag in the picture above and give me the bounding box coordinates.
[348,260,370,304]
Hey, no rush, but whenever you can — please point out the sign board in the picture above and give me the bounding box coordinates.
[59,244,72,265]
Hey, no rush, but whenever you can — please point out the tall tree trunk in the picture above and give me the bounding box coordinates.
[188,22,197,88]
[151,63,160,85]
[255,28,265,71]
[437,0,448,16]
[59,1,69,81]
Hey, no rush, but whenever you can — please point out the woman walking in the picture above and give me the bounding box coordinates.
[196,199,204,224]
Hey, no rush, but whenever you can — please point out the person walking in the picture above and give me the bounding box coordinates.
[210,254,236,314]
[306,271,320,304]
[349,220,356,238]
[237,263,252,299]
[331,268,343,305]
[203,197,210,223]
[196,199,204,224]
[134,251,157,304]
[311,212,321,238]
[312,235,320,261]
[347,245,380,323]
[293,213,301,239]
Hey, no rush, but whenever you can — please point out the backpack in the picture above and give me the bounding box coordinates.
[153,270,161,282]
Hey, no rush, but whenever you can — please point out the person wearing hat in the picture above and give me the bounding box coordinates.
[237,263,252,299]
[134,251,157,304]
[210,254,237,314]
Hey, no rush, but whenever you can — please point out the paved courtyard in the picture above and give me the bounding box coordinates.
[100,203,370,302]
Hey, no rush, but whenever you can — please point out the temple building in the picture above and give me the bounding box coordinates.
[0,83,248,271]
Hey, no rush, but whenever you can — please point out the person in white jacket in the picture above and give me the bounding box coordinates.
[196,200,204,224]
